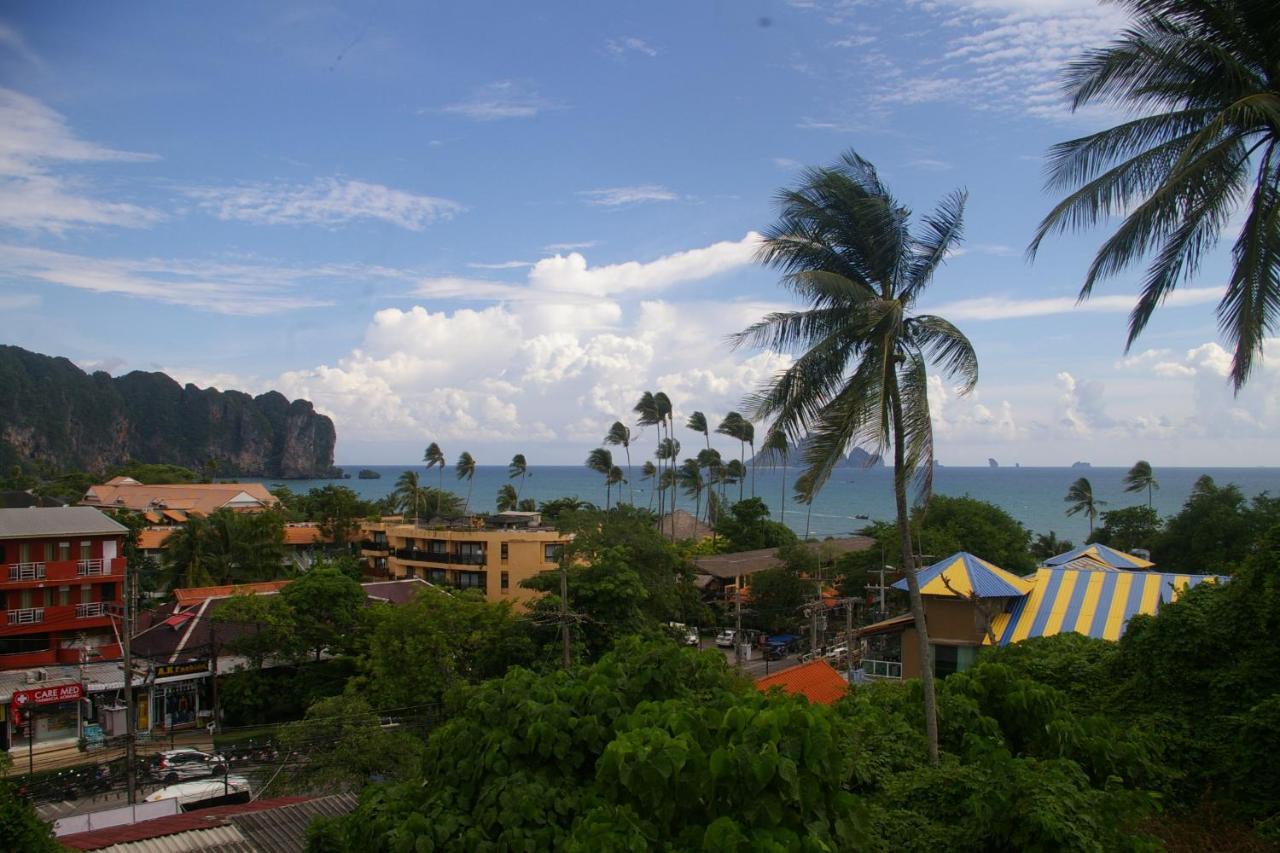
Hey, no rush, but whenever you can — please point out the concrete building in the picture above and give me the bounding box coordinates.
[360,512,571,606]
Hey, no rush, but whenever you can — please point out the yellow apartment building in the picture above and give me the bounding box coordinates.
[358,512,570,606]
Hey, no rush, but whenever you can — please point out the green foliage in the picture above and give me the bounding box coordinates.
[162,508,286,588]
[277,695,424,793]
[538,495,597,523]
[350,587,536,711]
[714,497,797,553]
[1154,476,1280,574]
[109,461,199,483]
[0,776,61,853]
[1087,505,1161,554]
[217,659,355,727]
[281,564,367,661]
[744,567,808,634]
[214,592,298,668]
[524,547,651,659]
[1030,531,1074,562]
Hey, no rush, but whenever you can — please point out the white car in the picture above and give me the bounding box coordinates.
[144,775,251,810]
[149,749,228,784]
[715,629,737,648]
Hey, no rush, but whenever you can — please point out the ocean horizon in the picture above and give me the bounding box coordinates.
[249,464,1280,543]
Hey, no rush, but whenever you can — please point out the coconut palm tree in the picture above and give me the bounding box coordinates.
[763,429,790,525]
[508,454,528,502]
[723,459,745,507]
[455,452,477,515]
[656,437,680,538]
[794,471,817,543]
[640,460,658,512]
[659,466,678,532]
[696,448,723,525]
[686,411,711,450]
[733,150,978,767]
[586,447,615,509]
[716,412,750,502]
[655,392,674,524]
[496,483,519,512]
[607,466,626,510]
[424,443,446,516]
[1065,477,1106,534]
[604,422,634,505]
[633,392,663,516]
[1122,460,1159,509]
[395,470,423,523]
[677,457,705,531]
[1029,0,1280,390]
[742,418,756,499]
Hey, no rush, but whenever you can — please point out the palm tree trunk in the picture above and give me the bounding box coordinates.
[669,478,678,542]
[694,487,701,531]
[606,479,611,511]
[1147,482,1152,510]
[890,380,940,767]
[750,440,756,499]
[804,502,812,541]
[625,446,634,505]
[780,458,788,526]
[438,468,444,517]
[738,443,745,503]
[465,477,474,515]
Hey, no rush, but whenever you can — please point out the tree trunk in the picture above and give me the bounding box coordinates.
[625,446,634,505]
[780,458,787,526]
[750,440,756,499]
[890,379,940,767]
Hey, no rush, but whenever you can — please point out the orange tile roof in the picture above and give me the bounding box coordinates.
[755,660,848,706]
[283,525,326,546]
[80,482,279,515]
[136,527,176,550]
[173,579,292,606]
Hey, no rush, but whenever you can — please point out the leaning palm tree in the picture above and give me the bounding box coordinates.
[656,437,681,538]
[606,466,627,511]
[659,466,678,533]
[640,460,658,512]
[424,442,446,516]
[677,457,706,531]
[686,411,711,450]
[586,447,615,509]
[1029,0,1280,390]
[723,459,745,507]
[604,421,634,505]
[633,392,663,516]
[1122,460,1159,509]
[793,471,817,543]
[696,448,723,525]
[742,418,756,499]
[763,429,790,525]
[733,150,977,767]
[496,483,519,513]
[1065,477,1106,534]
[654,392,675,524]
[395,470,423,524]
[455,452,477,515]
[508,454,528,502]
[716,412,750,503]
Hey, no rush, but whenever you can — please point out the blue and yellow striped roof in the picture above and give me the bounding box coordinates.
[989,568,1223,646]
[1043,543,1154,570]
[892,552,1034,599]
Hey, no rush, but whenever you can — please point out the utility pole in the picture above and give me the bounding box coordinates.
[123,566,137,805]
[810,581,822,656]
[733,573,743,667]
[559,554,571,669]
[845,596,855,682]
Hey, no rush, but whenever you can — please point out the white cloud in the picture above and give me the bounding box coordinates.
[526,233,760,297]
[0,244,348,314]
[773,157,802,169]
[906,157,951,171]
[544,240,599,252]
[466,260,531,270]
[0,86,162,232]
[441,80,563,121]
[928,286,1224,321]
[186,178,462,230]
[605,36,658,58]
[577,185,679,207]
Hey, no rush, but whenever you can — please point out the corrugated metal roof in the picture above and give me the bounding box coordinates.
[892,552,1033,599]
[83,825,255,852]
[59,796,314,850]
[0,506,127,539]
[1043,543,1154,570]
[229,793,358,853]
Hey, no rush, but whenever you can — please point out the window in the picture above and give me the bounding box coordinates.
[80,584,92,604]
[58,542,71,561]
[456,571,485,589]
[931,644,977,678]
[500,571,509,590]
[44,542,55,561]
[18,542,30,563]
[42,588,54,607]
[500,543,509,561]
[59,586,70,606]
[80,540,92,560]
[101,583,116,603]
[544,544,563,563]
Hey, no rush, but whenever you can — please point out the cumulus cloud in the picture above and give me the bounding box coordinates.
[928,286,1224,321]
[0,86,162,231]
[186,178,462,230]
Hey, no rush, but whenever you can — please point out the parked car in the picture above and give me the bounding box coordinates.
[144,775,250,811]
[667,622,700,646]
[149,749,228,784]
[715,629,737,648]
[764,634,801,661]
[825,645,850,665]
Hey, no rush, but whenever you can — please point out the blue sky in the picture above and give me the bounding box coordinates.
[1,0,1275,467]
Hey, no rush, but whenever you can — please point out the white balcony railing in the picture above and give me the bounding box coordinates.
[7,562,46,581]
[76,602,107,618]
[861,658,903,680]
[77,559,106,577]
[7,608,44,626]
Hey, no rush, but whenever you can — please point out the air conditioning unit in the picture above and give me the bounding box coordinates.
[26,668,49,684]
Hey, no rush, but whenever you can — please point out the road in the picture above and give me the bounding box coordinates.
[34,761,275,823]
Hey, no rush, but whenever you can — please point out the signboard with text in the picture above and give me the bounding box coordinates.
[11,683,84,709]
[154,660,210,680]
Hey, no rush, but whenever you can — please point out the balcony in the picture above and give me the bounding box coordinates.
[76,602,107,618]
[8,562,45,581]
[6,607,43,625]
[2,557,124,585]
[359,539,390,553]
[861,659,903,680]
[394,548,487,566]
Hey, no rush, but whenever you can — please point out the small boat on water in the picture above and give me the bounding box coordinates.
[854,513,870,520]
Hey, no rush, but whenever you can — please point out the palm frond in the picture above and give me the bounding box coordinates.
[908,315,979,394]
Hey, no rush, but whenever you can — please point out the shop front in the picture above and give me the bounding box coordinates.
[147,660,212,733]
[6,682,84,753]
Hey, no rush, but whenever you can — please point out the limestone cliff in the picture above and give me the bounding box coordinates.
[0,345,337,478]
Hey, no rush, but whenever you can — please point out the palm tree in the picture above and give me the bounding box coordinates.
[395,470,423,523]
[1122,460,1159,509]
[496,483,519,512]
[763,429,790,525]
[742,418,756,499]
[455,452,477,515]
[424,443,446,516]
[1029,0,1280,390]
[716,412,750,503]
[686,411,711,450]
[655,392,674,528]
[723,459,745,507]
[604,422,634,505]
[508,454,528,502]
[733,150,978,767]
[794,471,817,543]
[586,447,615,509]
[656,437,681,538]
[677,457,705,530]
[696,448,723,525]
[1065,477,1106,534]
[640,460,658,512]
[633,392,662,516]
[607,466,627,510]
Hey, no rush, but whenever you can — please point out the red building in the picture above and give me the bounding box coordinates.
[0,507,128,671]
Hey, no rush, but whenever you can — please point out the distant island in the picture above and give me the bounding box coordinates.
[751,439,883,469]
[0,345,338,479]
[358,468,382,479]
[988,458,999,468]
[1071,461,1093,469]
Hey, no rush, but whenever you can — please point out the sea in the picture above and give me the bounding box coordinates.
[245,464,1280,543]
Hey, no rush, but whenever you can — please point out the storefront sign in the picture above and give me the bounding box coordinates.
[154,660,209,680]
[11,683,84,708]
